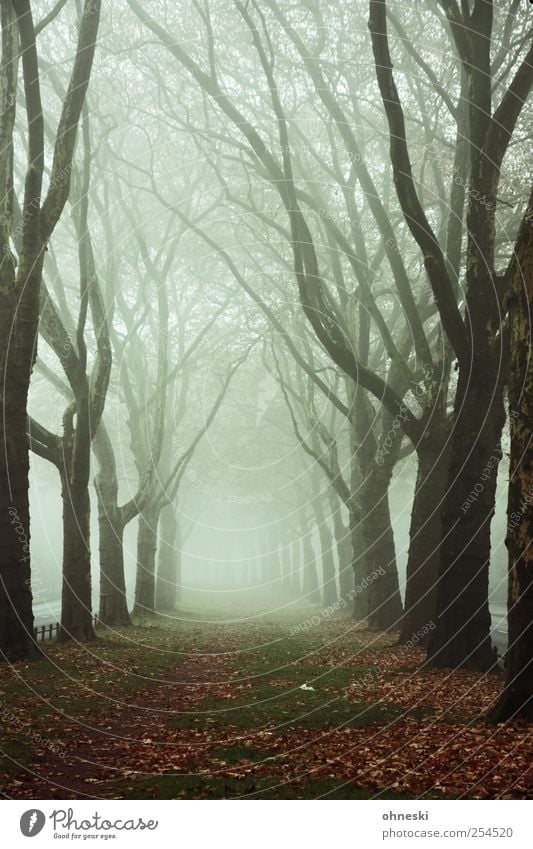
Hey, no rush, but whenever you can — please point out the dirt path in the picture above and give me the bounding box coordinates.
[3,632,244,799]
[2,620,531,800]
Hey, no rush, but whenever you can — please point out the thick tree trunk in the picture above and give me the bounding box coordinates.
[58,477,95,642]
[427,369,505,670]
[350,390,402,627]
[0,387,37,659]
[424,14,517,671]
[0,271,41,659]
[490,200,533,721]
[0,0,34,663]
[361,464,403,630]
[97,501,129,627]
[0,0,101,661]
[155,503,180,611]
[133,503,160,618]
[94,426,130,626]
[399,426,449,643]
[314,503,337,606]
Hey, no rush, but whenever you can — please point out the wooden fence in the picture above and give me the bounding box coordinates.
[33,616,99,642]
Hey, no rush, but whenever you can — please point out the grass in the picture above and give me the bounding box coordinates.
[113,773,421,800]
[170,681,432,732]
[0,619,206,776]
[0,604,506,800]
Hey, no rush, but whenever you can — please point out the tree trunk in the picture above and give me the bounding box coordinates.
[354,397,403,630]
[280,537,291,593]
[58,476,95,642]
[0,0,101,660]
[490,198,533,721]
[97,500,129,627]
[329,494,353,605]
[290,537,302,597]
[427,368,505,670]
[301,523,320,604]
[0,387,37,659]
[0,272,41,660]
[349,508,369,618]
[314,503,337,606]
[425,18,516,672]
[133,503,160,618]
[155,503,180,611]
[361,464,404,630]
[94,427,131,627]
[261,530,281,589]
[270,535,283,587]
[399,425,449,643]
[347,405,369,619]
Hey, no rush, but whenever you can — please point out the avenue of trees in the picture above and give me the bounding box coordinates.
[0,0,532,722]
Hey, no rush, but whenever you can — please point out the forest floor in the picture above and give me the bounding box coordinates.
[0,604,531,800]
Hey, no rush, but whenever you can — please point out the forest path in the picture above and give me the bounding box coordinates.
[1,621,252,799]
[0,611,531,800]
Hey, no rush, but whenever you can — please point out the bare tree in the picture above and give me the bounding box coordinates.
[29,113,111,642]
[0,0,102,659]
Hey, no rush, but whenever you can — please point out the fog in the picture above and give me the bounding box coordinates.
[1,0,527,669]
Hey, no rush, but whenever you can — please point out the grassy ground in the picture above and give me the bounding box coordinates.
[0,603,530,799]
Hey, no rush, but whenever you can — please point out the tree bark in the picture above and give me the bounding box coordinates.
[354,397,403,630]
[490,194,533,721]
[0,4,33,659]
[362,463,404,630]
[349,508,368,619]
[280,535,292,593]
[290,537,302,597]
[314,502,337,606]
[0,1,43,661]
[427,369,505,670]
[367,0,531,669]
[0,385,38,659]
[301,523,320,604]
[348,397,369,619]
[93,425,130,627]
[399,425,449,643]
[328,488,353,606]
[58,475,95,642]
[97,500,129,627]
[0,0,103,659]
[133,503,160,618]
[155,503,180,611]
